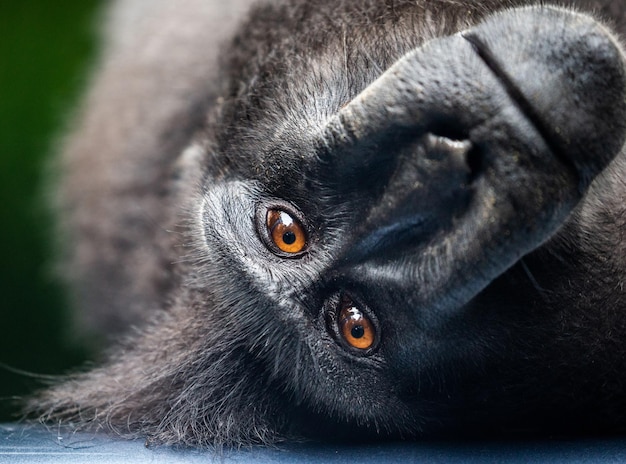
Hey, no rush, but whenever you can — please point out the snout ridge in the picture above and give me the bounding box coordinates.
[324,6,626,326]
[463,6,626,190]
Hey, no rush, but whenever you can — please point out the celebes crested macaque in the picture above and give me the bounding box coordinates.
[33,0,626,448]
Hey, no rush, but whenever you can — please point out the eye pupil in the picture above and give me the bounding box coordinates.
[351,325,365,339]
[282,231,296,245]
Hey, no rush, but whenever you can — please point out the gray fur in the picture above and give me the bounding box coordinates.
[34,0,626,449]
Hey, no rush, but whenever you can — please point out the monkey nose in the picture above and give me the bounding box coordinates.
[323,6,626,195]
[461,6,626,191]
[325,6,626,321]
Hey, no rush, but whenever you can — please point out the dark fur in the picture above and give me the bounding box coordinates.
[33,0,626,448]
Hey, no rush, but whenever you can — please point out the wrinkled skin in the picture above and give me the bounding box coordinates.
[33,0,626,448]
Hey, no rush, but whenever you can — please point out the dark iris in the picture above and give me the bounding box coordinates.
[351,325,365,339]
[282,231,296,245]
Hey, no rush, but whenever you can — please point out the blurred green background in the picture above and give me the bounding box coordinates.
[0,1,102,421]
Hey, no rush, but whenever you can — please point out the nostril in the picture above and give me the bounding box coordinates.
[429,121,468,143]
[466,145,484,182]
[424,133,477,182]
[425,133,471,158]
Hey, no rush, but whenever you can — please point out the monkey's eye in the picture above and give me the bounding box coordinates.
[266,209,307,254]
[338,298,376,350]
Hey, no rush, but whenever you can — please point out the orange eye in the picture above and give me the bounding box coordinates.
[338,300,376,350]
[266,209,307,254]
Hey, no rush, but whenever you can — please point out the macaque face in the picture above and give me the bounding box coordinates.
[36,0,626,447]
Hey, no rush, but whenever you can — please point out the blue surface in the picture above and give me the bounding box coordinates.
[2,423,626,463]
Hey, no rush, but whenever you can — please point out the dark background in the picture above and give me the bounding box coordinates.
[0,1,102,421]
